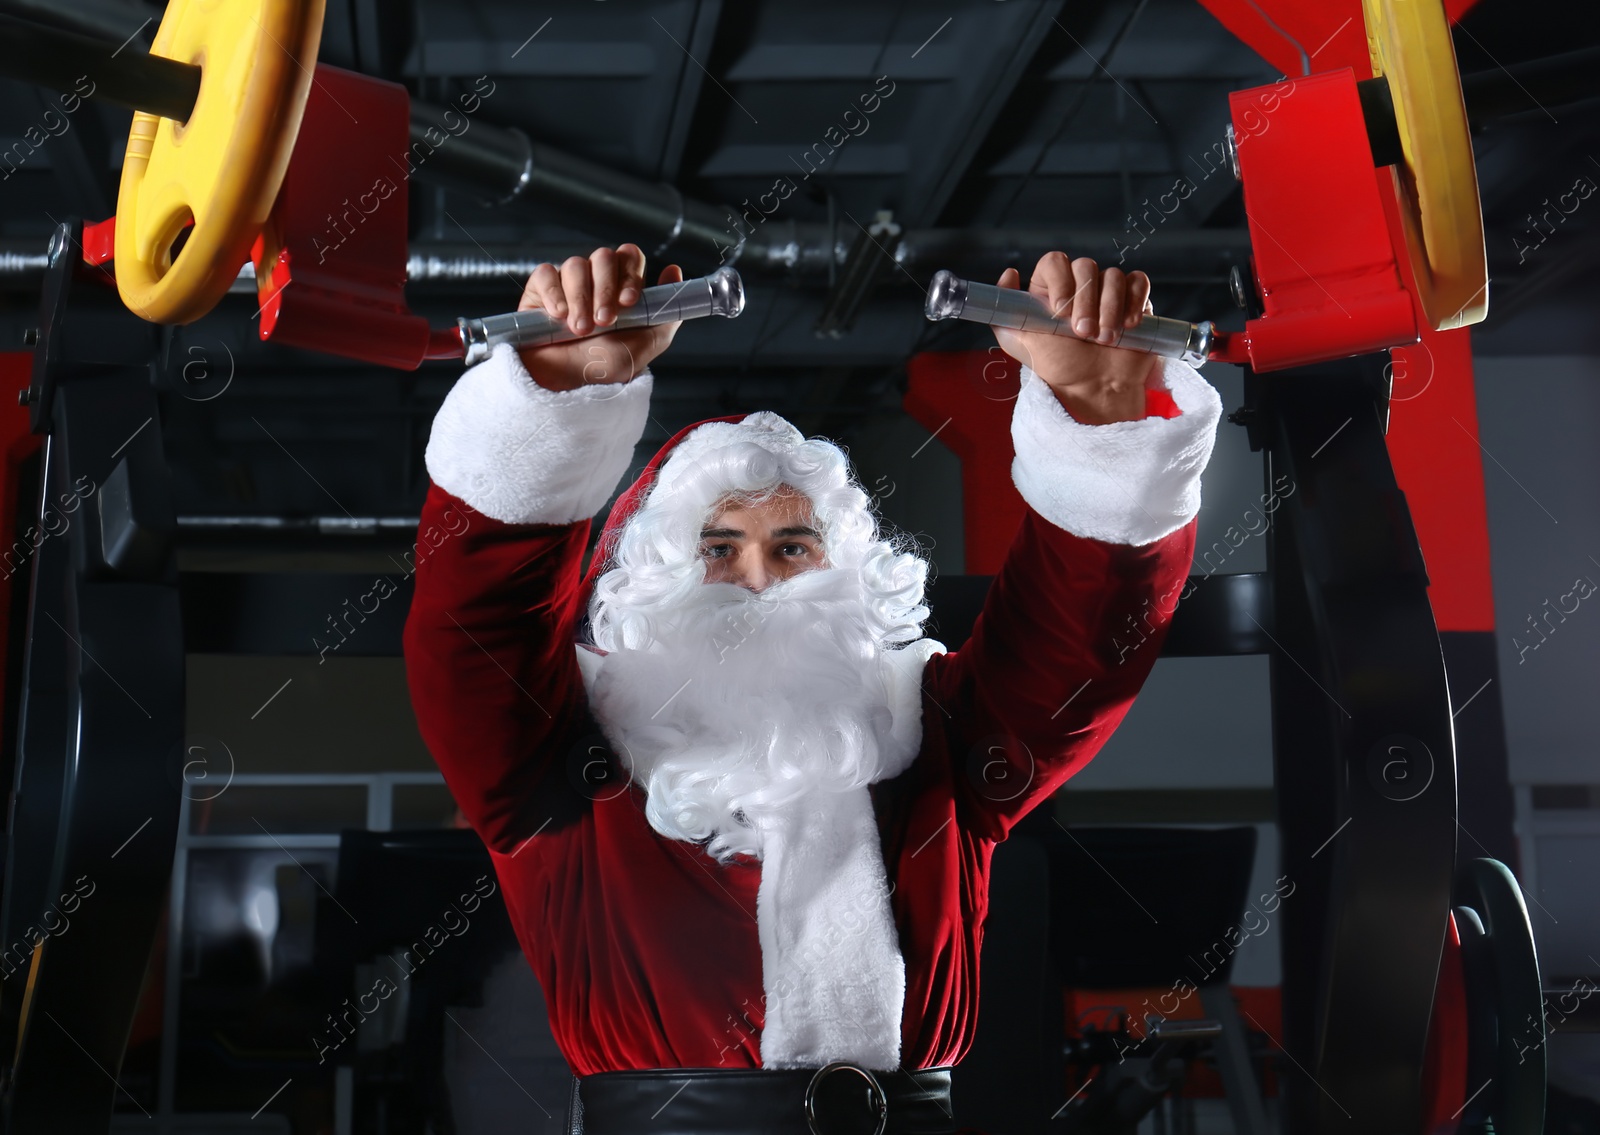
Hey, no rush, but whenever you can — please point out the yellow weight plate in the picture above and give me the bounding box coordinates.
[115,0,325,325]
[1363,0,1489,330]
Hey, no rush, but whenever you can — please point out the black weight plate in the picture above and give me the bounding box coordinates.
[1457,858,1546,1135]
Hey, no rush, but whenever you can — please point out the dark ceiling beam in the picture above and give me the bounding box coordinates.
[985,139,1173,178]
[651,0,724,183]
[1485,220,1600,326]
[1125,98,1242,235]
[399,40,657,78]
[0,0,156,45]
[1040,0,1283,86]
[725,43,958,82]
[1136,76,1186,188]
[719,40,1270,84]
[720,42,1267,84]
[698,142,908,178]
[1041,38,1273,81]
[1476,125,1600,224]
[1112,11,1275,236]
[898,0,1069,228]
[1463,46,1600,127]
[698,139,1176,179]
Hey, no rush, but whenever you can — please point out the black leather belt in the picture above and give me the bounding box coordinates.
[568,1063,958,1135]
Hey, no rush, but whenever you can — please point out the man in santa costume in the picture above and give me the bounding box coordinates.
[403,244,1221,1134]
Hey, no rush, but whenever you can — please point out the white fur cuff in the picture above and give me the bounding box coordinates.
[424,343,654,524]
[1011,358,1222,546]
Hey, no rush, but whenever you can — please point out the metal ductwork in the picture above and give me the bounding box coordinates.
[0,229,1248,291]
[406,105,1251,277]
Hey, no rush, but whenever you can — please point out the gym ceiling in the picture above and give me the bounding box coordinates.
[0,0,1597,530]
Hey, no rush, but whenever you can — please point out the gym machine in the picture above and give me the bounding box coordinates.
[925,2,1540,1129]
[0,0,1545,1132]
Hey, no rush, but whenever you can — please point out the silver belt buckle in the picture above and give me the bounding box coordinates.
[804,1062,889,1135]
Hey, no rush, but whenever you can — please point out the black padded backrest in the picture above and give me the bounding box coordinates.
[950,835,1058,1134]
[919,573,994,649]
[313,828,519,1003]
[1038,825,1260,990]
[922,572,1269,657]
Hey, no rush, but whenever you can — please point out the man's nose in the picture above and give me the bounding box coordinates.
[731,550,772,592]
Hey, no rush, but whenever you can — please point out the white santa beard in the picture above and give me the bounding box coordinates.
[589,564,902,861]
[587,563,912,1069]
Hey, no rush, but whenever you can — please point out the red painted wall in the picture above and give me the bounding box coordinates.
[903,352,1027,575]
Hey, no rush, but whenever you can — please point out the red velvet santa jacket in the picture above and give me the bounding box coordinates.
[403,346,1221,1075]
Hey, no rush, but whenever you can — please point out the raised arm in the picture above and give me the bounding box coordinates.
[925,254,1222,842]
[403,246,682,853]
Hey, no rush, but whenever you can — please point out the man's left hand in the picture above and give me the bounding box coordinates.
[991,252,1160,425]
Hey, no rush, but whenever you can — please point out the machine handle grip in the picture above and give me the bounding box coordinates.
[455,266,745,366]
[923,269,1215,367]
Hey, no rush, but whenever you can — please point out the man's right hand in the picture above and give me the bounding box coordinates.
[515,244,684,392]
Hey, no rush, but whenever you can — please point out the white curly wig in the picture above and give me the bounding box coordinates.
[586,411,930,655]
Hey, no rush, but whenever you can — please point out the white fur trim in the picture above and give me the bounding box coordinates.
[874,639,946,780]
[755,784,905,1069]
[573,635,942,1070]
[424,343,654,524]
[1010,358,1222,546]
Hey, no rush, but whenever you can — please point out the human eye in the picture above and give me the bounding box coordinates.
[701,543,732,559]
[780,543,813,557]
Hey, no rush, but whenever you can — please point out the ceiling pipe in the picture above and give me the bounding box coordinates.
[0,229,1250,292]
[407,106,1252,276]
[410,101,760,266]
